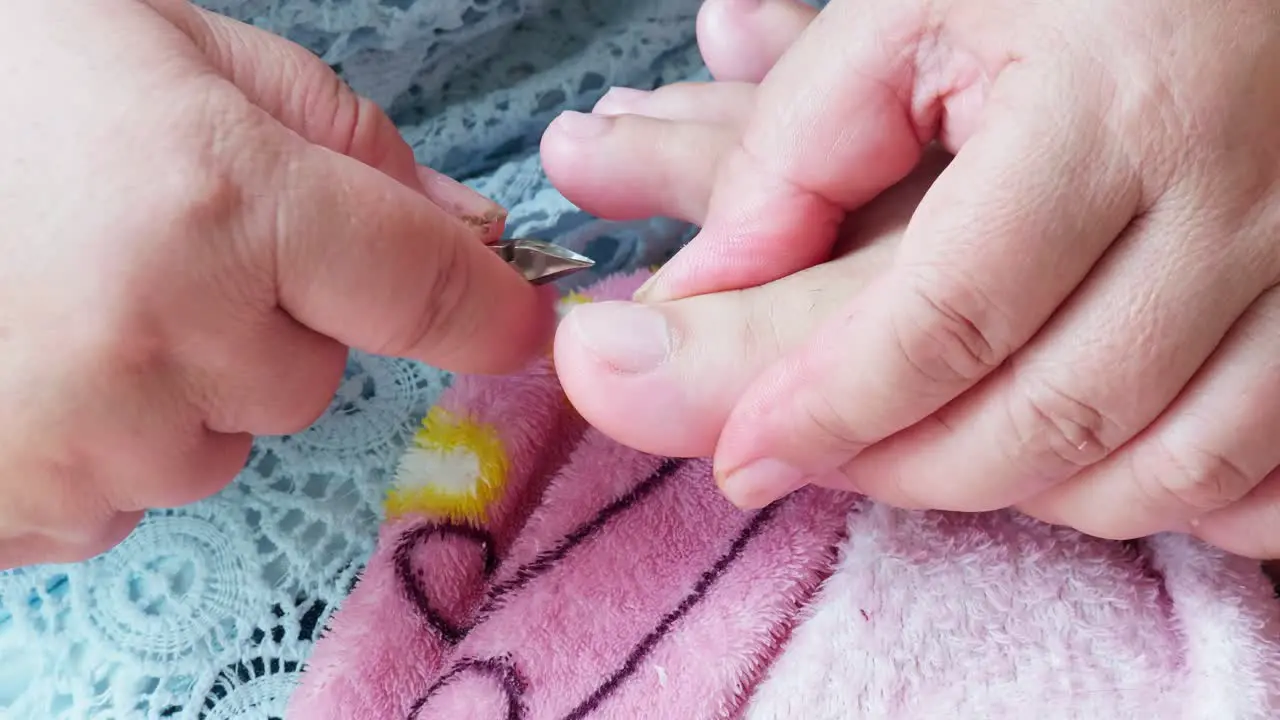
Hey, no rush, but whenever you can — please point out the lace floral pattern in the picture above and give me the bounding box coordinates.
[0,355,442,719]
[0,0,703,717]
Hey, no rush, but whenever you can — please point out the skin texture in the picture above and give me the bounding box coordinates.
[545,0,1280,558]
[0,0,554,569]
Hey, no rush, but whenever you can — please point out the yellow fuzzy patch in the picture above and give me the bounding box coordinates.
[559,290,593,310]
[386,407,509,524]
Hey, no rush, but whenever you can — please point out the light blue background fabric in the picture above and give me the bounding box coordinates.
[0,1,704,717]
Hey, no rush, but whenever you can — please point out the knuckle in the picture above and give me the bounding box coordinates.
[138,151,244,239]
[388,235,472,357]
[126,434,247,510]
[1008,375,1114,474]
[253,392,328,437]
[274,402,330,436]
[25,480,138,562]
[65,513,141,562]
[270,348,348,435]
[130,106,281,267]
[302,67,400,169]
[41,540,102,566]
[73,310,164,382]
[272,391,334,436]
[332,92,397,166]
[796,388,874,455]
[1145,438,1256,513]
[147,464,235,510]
[894,276,1007,386]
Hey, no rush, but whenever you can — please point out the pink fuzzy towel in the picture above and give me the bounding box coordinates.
[289,272,1280,720]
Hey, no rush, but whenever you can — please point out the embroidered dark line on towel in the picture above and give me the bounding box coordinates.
[475,457,685,620]
[725,492,864,718]
[408,656,527,720]
[394,522,499,644]
[560,498,786,720]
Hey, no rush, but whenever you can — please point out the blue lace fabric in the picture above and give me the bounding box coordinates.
[0,1,704,717]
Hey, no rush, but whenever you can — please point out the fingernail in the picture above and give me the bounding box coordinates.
[719,459,808,509]
[552,110,612,139]
[415,166,507,241]
[566,301,671,373]
[593,86,651,115]
[632,271,664,302]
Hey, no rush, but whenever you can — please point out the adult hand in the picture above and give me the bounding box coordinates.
[0,0,552,568]
[549,0,1280,558]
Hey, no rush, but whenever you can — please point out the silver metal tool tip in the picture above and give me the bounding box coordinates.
[491,238,595,285]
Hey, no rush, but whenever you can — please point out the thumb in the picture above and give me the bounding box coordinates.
[270,142,556,374]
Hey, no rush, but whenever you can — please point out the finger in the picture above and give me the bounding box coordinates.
[414,166,508,244]
[0,511,143,570]
[546,81,756,222]
[146,2,416,187]
[542,112,736,224]
[592,82,757,127]
[167,0,512,243]
[846,187,1267,513]
[182,312,351,437]
[556,151,946,461]
[199,9,511,242]
[710,68,1143,508]
[638,0,932,302]
[1020,286,1280,540]
[95,404,254,510]
[269,143,555,373]
[1192,470,1280,560]
[131,430,253,509]
[135,3,507,237]
[0,451,144,545]
[2,381,253,521]
[696,0,819,82]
